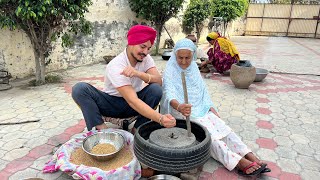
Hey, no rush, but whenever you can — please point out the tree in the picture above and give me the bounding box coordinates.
[129,0,184,55]
[0,0,93,85]
[211,0,249,35]
[182,0,212,41]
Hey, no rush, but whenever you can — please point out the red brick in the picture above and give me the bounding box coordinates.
[64,124,85,135]
[265,161,282,178]
[256,98,270,103]
[78,119,86,126]
[211,76,232,85]
[0,170,12,179]
[256,138,278,150]
[3,156,35,173]
[255,86,320,94]
[46,137,61,146]
[47,133,71,146]
[27,144,55,159]
[256,108,272,115]
[256,120,274,129]
[213,167,238,180]
[255,89,274,94]
[63,84,72,94]
[269,76,302,85]
[294,76,320,84]
[279,172,301,180]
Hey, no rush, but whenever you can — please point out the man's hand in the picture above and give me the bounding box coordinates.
[121,66,139,78]
[178,103,192,117]
[161,114,176,128]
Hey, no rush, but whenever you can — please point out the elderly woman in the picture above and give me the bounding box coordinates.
[200,32,240,74]
[161,38,270,176]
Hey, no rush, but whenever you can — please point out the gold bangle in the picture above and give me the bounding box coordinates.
[158,115,163,126]
[146,73,151,84]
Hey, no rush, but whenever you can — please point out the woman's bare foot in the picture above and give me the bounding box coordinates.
[237,158,261,174]
[245,152,266,166]
[245,152,271,173]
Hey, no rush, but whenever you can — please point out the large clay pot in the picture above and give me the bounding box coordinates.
[230,64,256,89]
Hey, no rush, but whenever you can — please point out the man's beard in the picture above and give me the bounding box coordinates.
[132,52,146,63]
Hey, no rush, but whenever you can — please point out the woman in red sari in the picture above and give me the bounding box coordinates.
[200,32,240,74]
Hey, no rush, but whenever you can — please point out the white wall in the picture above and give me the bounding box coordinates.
[0,0,246,79]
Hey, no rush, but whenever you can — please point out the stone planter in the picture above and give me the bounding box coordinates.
[230,64,256,89]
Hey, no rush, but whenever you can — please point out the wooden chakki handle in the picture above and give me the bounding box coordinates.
[181,72,192,137]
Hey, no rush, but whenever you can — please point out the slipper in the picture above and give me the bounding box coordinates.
[258,163,271,173]
[238,162,267,176]
[261,167,271,173]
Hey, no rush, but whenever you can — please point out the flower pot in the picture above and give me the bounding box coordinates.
[230,64,256,89]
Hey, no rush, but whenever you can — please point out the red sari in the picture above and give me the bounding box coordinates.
[207,41,239,74]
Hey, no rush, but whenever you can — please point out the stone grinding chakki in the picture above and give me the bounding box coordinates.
[149,127,197,148]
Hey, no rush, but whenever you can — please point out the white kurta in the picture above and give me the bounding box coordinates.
[172,110,251,171]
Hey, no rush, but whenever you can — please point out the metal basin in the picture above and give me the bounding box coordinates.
[149,174,181,180]
[162,50,172,60]
[254,68,269,82]
[82,131,125,161]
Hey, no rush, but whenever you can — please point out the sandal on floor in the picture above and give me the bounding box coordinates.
[238,162,267,176]
[261,167,271,173]
[258,163,271,173]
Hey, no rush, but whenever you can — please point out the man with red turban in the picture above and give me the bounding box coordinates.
[72,25,176,132]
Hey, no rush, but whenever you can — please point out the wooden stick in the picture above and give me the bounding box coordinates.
[0,119,40,126]
[181,72,192,137]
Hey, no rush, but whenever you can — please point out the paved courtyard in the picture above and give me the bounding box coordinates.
[0,36,319,180]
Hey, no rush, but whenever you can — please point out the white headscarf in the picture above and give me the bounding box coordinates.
[161,38,215,118]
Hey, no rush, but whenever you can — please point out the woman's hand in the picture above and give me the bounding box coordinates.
[178,103,192,117]
[160,114,176,128]
[200,60,207,67]
[210,107,220,118]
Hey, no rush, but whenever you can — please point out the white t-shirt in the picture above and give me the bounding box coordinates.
[103,49,156,97]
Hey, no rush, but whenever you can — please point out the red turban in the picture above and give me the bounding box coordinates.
[127,25,157,45]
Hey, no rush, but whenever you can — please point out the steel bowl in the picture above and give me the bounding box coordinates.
[148,174,181,180]
[162,50,172,60]
[82,131,125,161]
[254,68,269,82]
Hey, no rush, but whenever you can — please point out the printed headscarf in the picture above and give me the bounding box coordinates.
[161,38,215,118]
[127,25,157,45]
[207,32,240,59]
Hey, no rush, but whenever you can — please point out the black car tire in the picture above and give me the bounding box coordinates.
[134,119,211,173]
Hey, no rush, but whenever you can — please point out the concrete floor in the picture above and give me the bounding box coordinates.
[0,36,319,180]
